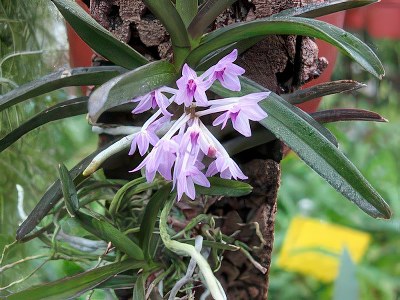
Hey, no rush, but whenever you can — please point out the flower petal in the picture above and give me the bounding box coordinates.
[232,111,252,137]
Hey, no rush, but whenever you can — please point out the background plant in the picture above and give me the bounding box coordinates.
[270,40,400,300]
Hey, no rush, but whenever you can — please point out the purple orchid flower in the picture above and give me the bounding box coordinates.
[132,138,178,182]
[208,49,245,91]
[129,115,171,156]
[176,163,210,200]
[175,64,212,107]
[126,49,271,201]
[131,87,175,116]
[211,92,270,137]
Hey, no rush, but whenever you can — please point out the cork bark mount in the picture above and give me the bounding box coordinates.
[88,0,325,299]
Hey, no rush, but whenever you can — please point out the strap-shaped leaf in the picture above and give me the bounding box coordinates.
[59,163,80,217]
[234,78,390,218]
[189,17,384,79]
[16,143,113,240]
[109,178,159,216]
[51,0,148,69]
[311,108,387,123]
[0,97,87,153]
[211,78,338,147]
[0,66,125,112]
[96,275,135,289]
[6,260,145,300]
[176,0,198,27]
[142,0,190,48]
[139,183,171,261]
[195,177,253,197]
[282,80,366,105]
[88,60,178,123]
[274,0,378,18]
[188,0,238,39]
[133,272,148,300]
[59,161,144,260]
[75,211,144,260]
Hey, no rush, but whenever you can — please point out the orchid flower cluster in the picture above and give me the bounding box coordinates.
[129,49,270,200]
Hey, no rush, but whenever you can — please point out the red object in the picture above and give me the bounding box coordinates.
[297,12,346,113]
[345,0,400,39]
[344,6,367,30]
[66,0,93,94]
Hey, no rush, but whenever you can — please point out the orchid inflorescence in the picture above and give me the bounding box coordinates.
[129,49,270,200]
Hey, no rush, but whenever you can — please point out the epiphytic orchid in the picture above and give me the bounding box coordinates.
[129,50,269,200]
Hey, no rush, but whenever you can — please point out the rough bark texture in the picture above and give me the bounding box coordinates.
[211,148,282,299]
[88,0,325,298]
[89,0,327,94]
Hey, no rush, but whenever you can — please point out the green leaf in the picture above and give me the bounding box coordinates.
[109,177,147,216]
[195,177,253,197]
[210,78,338,147]
[188,0,238,39]
[58,163,79,217]
[6,260,145,300]
[196,1,378,69]
[211,77,391,218]
[139,183,171,261]
[0,97,87,153]
[16,143,114,240]
[142,0,190,48]
[259,95,390,218]
[188,17,384,79]
[96,275,136,289]
[0,66,126,112]
[274,0,378,18]
[333,248,359,300]
[176,0,198,27]
[132,272,147,300]
[88,61,178,123]
[51,0,148,69]
[223,78,390,218]
[75,211,144,260]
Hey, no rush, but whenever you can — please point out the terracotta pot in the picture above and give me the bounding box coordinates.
[66,0,93,94]
[366,1,400,39]
[297,12,346,113]
[344,6,367,30]
[345,0,400,39]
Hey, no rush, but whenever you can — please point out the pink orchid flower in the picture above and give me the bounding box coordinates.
[208,49,245,91]
[211,92,270,137]
[175,64,212,107]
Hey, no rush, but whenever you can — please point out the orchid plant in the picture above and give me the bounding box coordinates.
[0,0,393,299]
[86,50,266,201]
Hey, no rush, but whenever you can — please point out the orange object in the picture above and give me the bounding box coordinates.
[345,0,400,39]
[66,0,93,94]
[297,12,346,113]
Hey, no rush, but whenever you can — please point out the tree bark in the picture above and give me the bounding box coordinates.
[88,0,325,298]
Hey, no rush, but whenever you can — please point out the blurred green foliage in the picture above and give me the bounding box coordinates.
[0,1,96,291]
[270,38,400,300]
[0,0,96,235]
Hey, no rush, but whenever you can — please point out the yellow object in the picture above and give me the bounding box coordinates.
[278,216,371,282]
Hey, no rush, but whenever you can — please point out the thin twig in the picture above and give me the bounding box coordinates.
[0,259,49,291]
[0,241,16,266]
[0,254,48,273]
